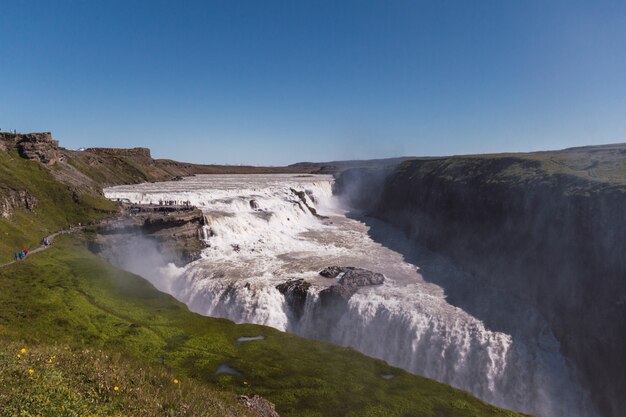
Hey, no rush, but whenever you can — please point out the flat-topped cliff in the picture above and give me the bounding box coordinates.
[84,146,153,161]
[1,131,61,164]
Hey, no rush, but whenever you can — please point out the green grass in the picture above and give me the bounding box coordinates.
[0,236,527,417]
[0,150,117,262]
[442,143,626,184]
[0,340,256,417]
[64,153,151,186]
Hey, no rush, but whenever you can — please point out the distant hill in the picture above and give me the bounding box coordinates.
[288,156,419,174]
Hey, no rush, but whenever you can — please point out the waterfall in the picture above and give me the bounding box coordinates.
[104,174,597,417]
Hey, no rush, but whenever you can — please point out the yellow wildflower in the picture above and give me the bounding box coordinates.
[16,354,21,359]
[173,379,179,384]
[113,386,119,392]
[20,348,27,354]
[28,369,34,375]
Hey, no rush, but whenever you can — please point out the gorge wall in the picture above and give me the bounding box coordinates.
[334,147,626,417]
[87,207,208,269]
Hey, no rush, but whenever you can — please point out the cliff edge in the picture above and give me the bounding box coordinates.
[335,143,626,417]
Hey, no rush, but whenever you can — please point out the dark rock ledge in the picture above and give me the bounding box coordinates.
[318,267,385,305]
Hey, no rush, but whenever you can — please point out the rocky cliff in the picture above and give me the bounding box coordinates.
[1,132,60,164]
[0,189,37,219]
[335,144,626,417]
[88,208,207,267]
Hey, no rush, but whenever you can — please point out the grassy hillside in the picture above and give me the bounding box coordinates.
[430,142,626,184]
[0,149,117,262]
[0,339,256,417]
[0,237,526,417]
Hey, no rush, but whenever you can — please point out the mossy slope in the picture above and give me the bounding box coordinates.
[0,237,527,417]
[0,150,117,261]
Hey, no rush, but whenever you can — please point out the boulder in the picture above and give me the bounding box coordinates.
[319,266,344,278]
[276,279,311,319]
[339,267,385,287]
[318,267,385,305]
[239,395,280,417]
[319,266,386,286]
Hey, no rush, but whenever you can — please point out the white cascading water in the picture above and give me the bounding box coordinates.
[104,174,597,417]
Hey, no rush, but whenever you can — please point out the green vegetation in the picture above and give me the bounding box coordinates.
[0,150,117,262]
[0,340,255,417]
[446,143,626,184]
[0,237,526,417]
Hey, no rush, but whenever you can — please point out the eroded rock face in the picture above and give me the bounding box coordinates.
[88,208,207,267]
[0,189,38,218]
[239,395,280,417]
[290,188,327,219]
[276,279,311,319]
[17,132,60,165]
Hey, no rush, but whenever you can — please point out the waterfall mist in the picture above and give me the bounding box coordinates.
[103,174,598,417]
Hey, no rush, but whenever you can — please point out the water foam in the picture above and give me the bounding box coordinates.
[105,174,597,417]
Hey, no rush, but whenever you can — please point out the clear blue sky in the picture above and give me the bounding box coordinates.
[2,1,625,165]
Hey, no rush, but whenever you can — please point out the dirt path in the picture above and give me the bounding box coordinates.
[0,227,83,269]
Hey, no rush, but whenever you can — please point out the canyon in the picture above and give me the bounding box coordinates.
[103,171,608,417]
[335,147,626,417]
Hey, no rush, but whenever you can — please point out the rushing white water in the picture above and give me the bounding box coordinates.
[104,174,597,417]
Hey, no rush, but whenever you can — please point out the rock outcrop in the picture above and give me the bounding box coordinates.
[277,268,385,316]
[0,132,61,164]
[17,132,60,165]
[0,189,38,218]
[318,267,385,305]
[88,208,207,266]
[238,395,280,417]
[319,266,344,278]
[290,188,327,219]
[276,279,311,319]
